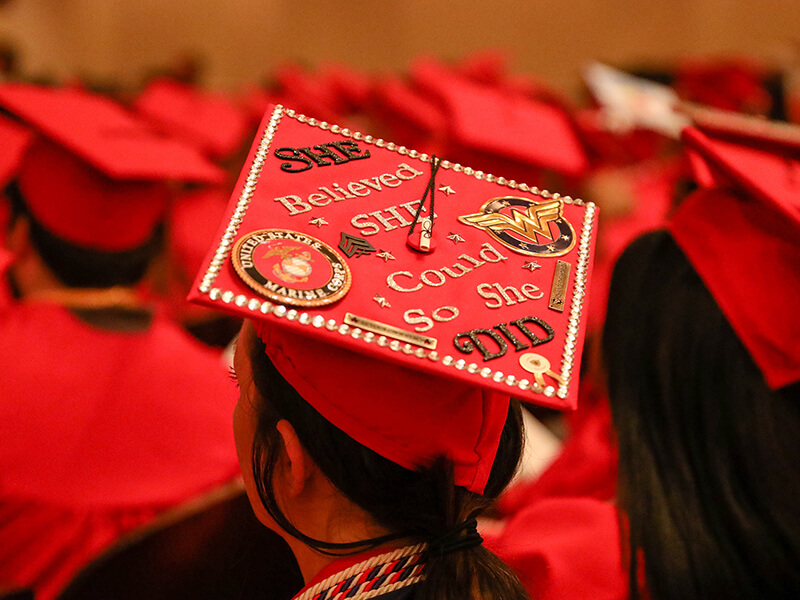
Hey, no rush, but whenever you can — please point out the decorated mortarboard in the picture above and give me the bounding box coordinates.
[190,104,598,411]
[670,124,800,389]
[0,83,224,251]
[134,78,251,161]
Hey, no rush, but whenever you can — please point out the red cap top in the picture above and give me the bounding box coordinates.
[189,104,598,492]
[134,78,251,161]
[0,112,32,189]
[675,57,771,114]
[0,84,224,183]
[411,59,589,178]
[0,84,224,251]
[670,126,800,389]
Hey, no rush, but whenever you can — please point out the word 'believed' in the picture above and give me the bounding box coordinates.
[274,163,424,215]
[274,140,370,173]
[454,316,555,361]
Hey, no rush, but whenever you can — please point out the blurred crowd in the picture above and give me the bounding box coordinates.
[1,47,799,600]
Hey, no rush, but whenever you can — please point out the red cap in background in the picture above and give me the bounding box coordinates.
[671,124,800,389]
[410,58,589,180]
[0,83,224,251]
[134,78,251,161]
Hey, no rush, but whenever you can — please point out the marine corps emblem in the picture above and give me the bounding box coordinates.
[232,229,351,307]
[458,196,576,257]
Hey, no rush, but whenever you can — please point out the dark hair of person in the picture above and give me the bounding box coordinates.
[5,181,163,288]
[248,333,530,600]
[603,230,800,600]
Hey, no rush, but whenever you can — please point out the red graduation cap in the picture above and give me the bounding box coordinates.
[0,83,224,251]
[189,105,598,492]
[368,74,447,154]
[317,63,373,113]
[410,58,589,179]
[0,112,32,190]
[134,78,251,161]
[670,125,800,389]
[675,56,771,115]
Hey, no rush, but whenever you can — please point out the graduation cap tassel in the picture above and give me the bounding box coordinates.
[407,155,442,253]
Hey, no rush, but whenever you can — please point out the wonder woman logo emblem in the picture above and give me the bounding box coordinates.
[458,197,576,257]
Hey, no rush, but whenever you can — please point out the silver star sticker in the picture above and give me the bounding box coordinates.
[447,232,465,244]
[523,261,542,272]
[376,250,395,262]
[439,185,455,196]
[309,217,328,228]
[373,294,391,308]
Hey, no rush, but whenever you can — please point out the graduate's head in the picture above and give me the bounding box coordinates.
[231,318,527,599]
[0,83,223,289]
[603,122,800,600]
[191,104,600,599]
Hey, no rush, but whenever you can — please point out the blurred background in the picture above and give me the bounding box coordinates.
[1,0,798,94]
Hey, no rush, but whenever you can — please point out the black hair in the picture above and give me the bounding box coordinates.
[603,230,800,600]
[5,181,163,288]
[248,333,529,600]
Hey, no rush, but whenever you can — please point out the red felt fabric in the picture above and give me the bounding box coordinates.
[674,128,800,389]
[410,59,589,178]
[18,140,170,251]
[484,497,628,600]
[0,112,32,189]
[169,186,231,278]
[369,75,447,154]
[134,78,250,161]
[498,379,617,518]
[0,83,223,183]
[254,319,509,494]
[670,187,800,389]
[675,57,770,114]
[0,303,240,599]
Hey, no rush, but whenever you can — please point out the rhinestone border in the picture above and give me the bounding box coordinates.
[196,105,596,401]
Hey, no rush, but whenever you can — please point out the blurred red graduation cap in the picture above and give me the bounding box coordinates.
[410,58,589,180]
[675,56,771,115]
[317,63,373,114]
[0,84,224,252]
[134,77,251,161]
[0,112,32,238]
[0,112,32,190]
[368,74,447,154]
[671,120,800,389]
[189,104,598,492]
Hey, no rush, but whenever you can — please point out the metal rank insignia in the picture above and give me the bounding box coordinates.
[231,229,351,307]
[458,196,576,257]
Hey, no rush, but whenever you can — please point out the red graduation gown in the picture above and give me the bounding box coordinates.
[0,302,241,599]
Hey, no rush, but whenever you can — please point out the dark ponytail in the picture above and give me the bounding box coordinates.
[604,230,800,600]
[248,334,530,600]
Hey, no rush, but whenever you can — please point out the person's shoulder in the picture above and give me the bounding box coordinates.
[486,497,628,600]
